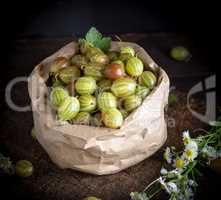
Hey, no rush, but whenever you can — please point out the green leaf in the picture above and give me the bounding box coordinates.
[85,27,102,45]
[94,37,111,53]
[84,27,111,52]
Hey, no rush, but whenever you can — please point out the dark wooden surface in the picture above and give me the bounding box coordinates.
[0,33,219,200]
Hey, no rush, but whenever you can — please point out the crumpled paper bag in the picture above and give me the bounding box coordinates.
[28,41,170,175]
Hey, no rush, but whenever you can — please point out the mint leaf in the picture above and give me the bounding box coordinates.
[85,27,102,45]
[84,27,111,52]
[94,37,111,53]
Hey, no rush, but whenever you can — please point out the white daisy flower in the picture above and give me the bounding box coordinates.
[167,182,178,193]
[173,158,186,169]
[183,141,198,161]
[184,148,198,161]
[201,146,217,159]
[188,179,197,187]
[160,167,168,175]
[159,177,169,193]
[159,177,165,185]
[179,187,194,200]
[163,147,172,164]
[169,169,182,177]
[182,130,191,145]
[166,169,182,179]
[187,141,198,150]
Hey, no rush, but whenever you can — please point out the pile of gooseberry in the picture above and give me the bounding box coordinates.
[48,40,157,129]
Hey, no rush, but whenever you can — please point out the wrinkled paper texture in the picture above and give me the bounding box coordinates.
[28,41,170,175]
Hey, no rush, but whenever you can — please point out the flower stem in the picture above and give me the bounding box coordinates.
[143,178,162,199]
[143,178,161,192]
[148,187,162,199]
[183,161,197,176]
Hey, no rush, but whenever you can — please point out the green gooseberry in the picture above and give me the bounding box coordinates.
[135,85,150,99]
[123,95,142,112]
[120,46,135,57]
[111,78,136,97]
[15,160,34,178]
[79,39,93,54]
[126,57,144,77]
[79,94,96,112]
[72,112,91,125]
[71,54,88,67]
[101,108,123,129]
[58,66,81,84]
[75,77,97,95]
[83,66,103,81]
[50,87,69,108]
[118,53,132,64]
[97,92,117,111]
[140,71,157,89]
[170,46,190,61]
[97,79,112,91]
[58,96,80,121]
[86,47,103,58]
[89,53,109,65]
[107,51,120,61]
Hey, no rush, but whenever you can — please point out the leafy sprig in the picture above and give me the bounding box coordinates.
[83,27,111,53]
[131,120,221,200]
[0,153,14,175]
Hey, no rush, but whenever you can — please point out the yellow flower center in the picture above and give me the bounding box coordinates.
[163,152,167,160]
[175,159,184,168]
[183,137,190,145]
[186,149,193,157]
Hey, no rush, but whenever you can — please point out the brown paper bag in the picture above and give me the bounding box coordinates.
[28,41,170,175]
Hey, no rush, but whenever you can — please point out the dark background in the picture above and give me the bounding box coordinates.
[0,0,217,36]
[0,0,218,87]
[0,0,218,88]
